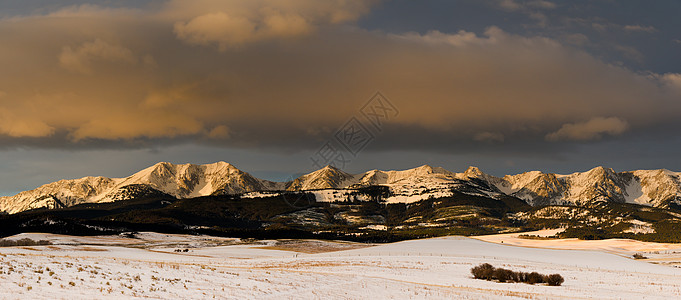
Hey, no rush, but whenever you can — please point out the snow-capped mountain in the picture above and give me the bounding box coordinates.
[2,162,681,214]
[286,165,681,208]
[487,167,681,207]
[0,176,118,214]
[285,164,457,191]
[115,162,282,197]
[286,166,355,190]
[0,162,282,214]
[357,165,458,186]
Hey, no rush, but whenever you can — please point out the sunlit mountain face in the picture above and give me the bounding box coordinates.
[3,162,681,214]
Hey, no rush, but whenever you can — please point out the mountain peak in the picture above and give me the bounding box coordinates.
[209,161,233,167]
[151,161,174,169]
[321,164,340,171]
[322,165,352,177]
[588,165,610,172]
[306,165,344,176]
[414,164,435,173]
[584,166,616,178]
[146,161,239,173]
[203,161,238,173]
[287,165,353,190]
[463,166,484,178]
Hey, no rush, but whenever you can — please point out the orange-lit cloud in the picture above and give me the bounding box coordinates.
[207,125,231,140]
[59,39,136,74]
[169,0,378,49]
[0,109,55,138]
[659,73,681,94]
[546,117,629,141]
[0,1,679,151]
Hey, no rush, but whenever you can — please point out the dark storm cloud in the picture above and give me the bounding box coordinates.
[0,0,680,156]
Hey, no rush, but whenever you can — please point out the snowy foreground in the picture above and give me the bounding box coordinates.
[1,232,681,299]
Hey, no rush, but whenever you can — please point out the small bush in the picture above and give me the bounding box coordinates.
[494,268,513,282]
[545,274,565,286]
[471,263,495,280]
[633,253,647,259]
[512,271,527,283]
[526,272,544,284]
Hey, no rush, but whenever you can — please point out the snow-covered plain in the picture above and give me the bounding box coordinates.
[1,232,681,299]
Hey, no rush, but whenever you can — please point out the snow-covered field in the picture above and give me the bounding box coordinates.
[1,232,681,299]
[474,229,681,268]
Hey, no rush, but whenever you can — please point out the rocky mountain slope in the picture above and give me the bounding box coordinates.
[0,162,281,214]
[285,165,681,208]
[487,167,681,207]
[1,162,681,214]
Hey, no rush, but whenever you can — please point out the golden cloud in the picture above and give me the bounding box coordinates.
[59,39,137,74]
[0,1,679,149]
[170,0,377,49]
[546,117,629,141]
[659,73,681,94]
[70,110,203,141]
[0,109,55,138]
[207,125,231,140]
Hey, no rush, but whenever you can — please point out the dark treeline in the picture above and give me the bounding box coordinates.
[0,238,51,247]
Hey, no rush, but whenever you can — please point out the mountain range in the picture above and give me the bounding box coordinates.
[1,162,680,214]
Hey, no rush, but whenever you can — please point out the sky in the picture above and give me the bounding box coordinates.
[0,0,680,195]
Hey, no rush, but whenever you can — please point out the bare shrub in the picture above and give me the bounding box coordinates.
[526,272,544,284]
[512,271,527,282]
[0,238,52,247]
[545,274,565,286]
[494,268,513,282]
[633,253,647,259]
[471,263,495,280]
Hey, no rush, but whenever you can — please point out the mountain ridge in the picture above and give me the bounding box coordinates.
[1,162,681,214]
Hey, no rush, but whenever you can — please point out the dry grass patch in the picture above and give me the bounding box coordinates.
[257,240,374,254]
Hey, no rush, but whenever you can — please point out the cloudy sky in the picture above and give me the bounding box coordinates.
[1,0,680,195]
